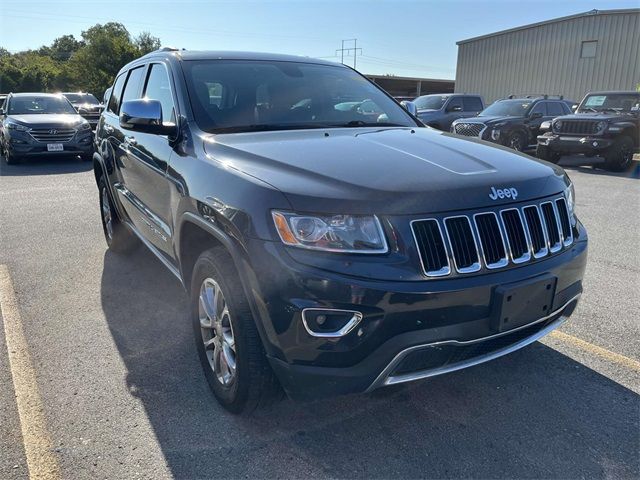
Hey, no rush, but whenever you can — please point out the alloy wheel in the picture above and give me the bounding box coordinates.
[101,187,114,241]
[198,278,237,386]
[509,134,523,151]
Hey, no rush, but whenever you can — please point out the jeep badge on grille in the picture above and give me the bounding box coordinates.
[489,186,518,200]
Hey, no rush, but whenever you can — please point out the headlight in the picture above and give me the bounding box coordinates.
[272,211,388,253]
[564,182,575,217]
[78,122,92,131]
[6,121,29,132]
[554,120,562,132]
[490,129,501,140]
[595,121,607,133]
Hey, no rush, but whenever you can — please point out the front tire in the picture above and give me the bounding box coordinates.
[507,131,526,152]
[191,247,281,414]
[98,176,138,253]
[603,136,634,172]
[536,145,561,164]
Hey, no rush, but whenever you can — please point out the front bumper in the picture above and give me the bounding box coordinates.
[537,133,614,154]
[246,222,588,400]
[6,129,94,157]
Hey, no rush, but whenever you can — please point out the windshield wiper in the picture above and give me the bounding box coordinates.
[333,120,407,128]
[210,123,333,134]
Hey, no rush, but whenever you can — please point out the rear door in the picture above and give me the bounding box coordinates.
[118,62,178,259]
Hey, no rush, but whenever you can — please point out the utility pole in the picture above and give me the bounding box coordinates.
[335,39,362,70]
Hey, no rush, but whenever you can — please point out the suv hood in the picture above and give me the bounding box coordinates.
[203,127,568,215]
[457,115,521,126]
[7,114,84,128]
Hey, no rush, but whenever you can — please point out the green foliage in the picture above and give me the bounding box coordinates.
[0,23,161,97]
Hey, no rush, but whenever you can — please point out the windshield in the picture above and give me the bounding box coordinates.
[481,99,532,117]
[8,95,77,115]
[182,60,418,133]
[64,93,100,105]
[579,93,640,113]
[413,95,448,110]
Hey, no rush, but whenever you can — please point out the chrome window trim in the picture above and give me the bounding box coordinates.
[540,201,563,253]
[443,215,482,273]
[499,208,531,264]
[522,205,549,259]
[366,294,581,391]
[301,308,363,338]
[472,212,508,269]
[410,218,451,277]
[555,198,574,247]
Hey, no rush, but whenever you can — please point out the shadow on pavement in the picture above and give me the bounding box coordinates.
[0,154,92,176]
[100,248,639,479]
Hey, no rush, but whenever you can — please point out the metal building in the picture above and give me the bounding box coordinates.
[367,74,454,99]
[455,9,640,104]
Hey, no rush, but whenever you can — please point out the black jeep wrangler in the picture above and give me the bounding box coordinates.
[537,91,640,171]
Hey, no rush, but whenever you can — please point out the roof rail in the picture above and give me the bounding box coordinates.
[506,93,564,100]
[157,46,181,52]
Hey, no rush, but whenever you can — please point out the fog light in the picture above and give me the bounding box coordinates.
[302,308,363,338]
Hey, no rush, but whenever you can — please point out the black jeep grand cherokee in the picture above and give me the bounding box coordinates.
[94,49,587,413]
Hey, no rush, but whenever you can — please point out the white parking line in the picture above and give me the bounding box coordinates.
[0,265,61,479]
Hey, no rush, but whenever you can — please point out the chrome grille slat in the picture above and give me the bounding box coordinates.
[411,196,572,277]
[29,128,76,143]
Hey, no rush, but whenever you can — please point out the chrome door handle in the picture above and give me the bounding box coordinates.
[104,124,114,134]
[124,136,137,146]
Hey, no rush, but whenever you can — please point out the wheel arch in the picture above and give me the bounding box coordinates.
[176,212,279,358]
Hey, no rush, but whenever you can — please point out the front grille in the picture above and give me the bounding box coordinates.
[29,128,76,143]
[473,213,507,268]
[411,219,450,276]
[555,120,599,135]
[500,209,530,262]
[454,123,484,137]
[444,217,480,272]
[411,195,573,277]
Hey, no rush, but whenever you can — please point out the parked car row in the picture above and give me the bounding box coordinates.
[403,91,639,171]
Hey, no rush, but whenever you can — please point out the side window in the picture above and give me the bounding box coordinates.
[447,97,463,111]
[144,64,176,123]
[547,102,565,116]
[107,74,127,114]
[463,96,483,112]
[529,102,547,116]
[121,66,145,107]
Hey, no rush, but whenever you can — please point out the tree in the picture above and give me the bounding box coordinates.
[49,35,84,61]
[135,32,161,56]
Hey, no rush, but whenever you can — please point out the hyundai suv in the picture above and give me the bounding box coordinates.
[0,92,94,164]
[93,50,587,413]
[452,96,572,151]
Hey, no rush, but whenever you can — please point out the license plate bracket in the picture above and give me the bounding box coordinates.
[491,275,557,332]
[47,143,63,152]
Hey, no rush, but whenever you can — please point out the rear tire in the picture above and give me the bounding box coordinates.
[536,145,561,164]
[603,136,634,172]
[191,247,282,414]
[98,176,138,253]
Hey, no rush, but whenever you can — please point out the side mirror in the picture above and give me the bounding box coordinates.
[400,100,417,116]
[529,112,543,120]
[448,105,463,112]
[571,104,578,112]
[120,99,175,135]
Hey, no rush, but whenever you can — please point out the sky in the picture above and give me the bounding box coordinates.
[1,0,638,79]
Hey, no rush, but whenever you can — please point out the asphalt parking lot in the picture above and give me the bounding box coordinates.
[0,153,639,479]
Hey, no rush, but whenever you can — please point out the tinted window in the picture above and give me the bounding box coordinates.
[481,100,532,117]
[547,102,565,116]
[108,74,127,114]
[529,102,547,116]
[121,66,145,107]
[463,96,483,111]
[413,95,447,110]
[8,95,76,115]
[144,64,176,123]
[447,97,463,110]
[182,60,417,133]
